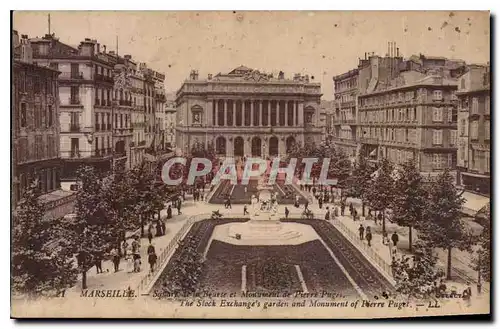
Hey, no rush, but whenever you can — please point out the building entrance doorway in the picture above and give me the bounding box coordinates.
[251,137,262,157]
[234,136,244,157]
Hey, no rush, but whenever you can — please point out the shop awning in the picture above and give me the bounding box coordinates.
[461,191,490,217]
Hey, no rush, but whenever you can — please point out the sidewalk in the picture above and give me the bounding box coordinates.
[300,191,490,294]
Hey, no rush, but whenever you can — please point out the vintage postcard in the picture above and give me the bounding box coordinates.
[11,10,490,319]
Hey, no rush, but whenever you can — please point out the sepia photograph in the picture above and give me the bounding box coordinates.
[10,10,491,319]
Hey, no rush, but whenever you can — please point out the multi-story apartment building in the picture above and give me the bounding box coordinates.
[153,70,167,152]
[332,69,359,157]
[164,94,176,148]
[12,31,75,218]
[332,47,404,159]
[320,100,334,142]
[358,72,459,176]
[456,65,490,196]
[141,64,156,151]
[30,34,116,190]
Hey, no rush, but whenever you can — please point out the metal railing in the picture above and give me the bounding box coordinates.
[137,213,210,295]
[332,219,393,279]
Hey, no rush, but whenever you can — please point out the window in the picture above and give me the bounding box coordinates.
[433,90,443,101]
[485,96,490,114]
[71,63,80,78]
[447,108,453,122]
[70,86,79,104]
[485,121,490,140]
[470,121,479,140]
[95,113,99,131]
[459,119,466,136]
[472,97,479,114]
[450,130,457,145]
[459,142,466,162]
[48,105,53,127]
[432,107,443,122]
[433,129,443,145]
[460,79,465,90]
[20,103,27,128]
[433,154,443,169]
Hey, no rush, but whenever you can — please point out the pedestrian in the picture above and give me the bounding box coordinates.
[325,208,330,221]
[244,205,249,215]
[161,220,166,236]
[126,254,134,273]
[147,244,157,273]
[334,207,339,217]
[227,197,232,209]
[340,201,345,216]
[111,247,120,273]
[94,250,103,274]
[177,201,182,215]
[377,212,383,225]
[382,232,389,245]
[285,206,289,219]
[366,227,373,246]
[349,202,354,216]
[244,186,248,194]
[391,232,399,247]
[121,240,129,259]
[358,224,365,240]
[133,253,141,272]
[318,197,323,209]
[353,209,358,221]
[148,230,153,244]
[166,205,172,219]
[312,186,317,195]
[304,200,309,210]
[200,193,204,201]
[366,212,373,222]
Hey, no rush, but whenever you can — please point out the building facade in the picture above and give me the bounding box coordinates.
[164,94,176,148]
[153,70,167,152]
[13,31,76,218]
[175,66,323,159]
[30,35,116,190]
[456,65,490,195]
[358,73,458,175]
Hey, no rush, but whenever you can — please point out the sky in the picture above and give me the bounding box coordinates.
[13,11,490,100]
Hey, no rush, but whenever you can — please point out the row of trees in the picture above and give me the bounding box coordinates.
[13,162,173,295]
[288,141,490,297]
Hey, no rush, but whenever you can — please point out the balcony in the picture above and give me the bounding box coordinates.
[60,72,84,80]
[95,74,114,83]
[68,97,81,105]
[113,127,133,136]
[119,100,132,106]
[69,124,80,132]
[93,149,113,158]
[69,150,81,158]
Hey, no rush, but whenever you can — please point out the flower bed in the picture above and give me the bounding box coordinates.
[281,219,395,296]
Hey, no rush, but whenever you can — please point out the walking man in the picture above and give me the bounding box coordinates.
[111,247,120,273]
[391,232,399,247]
[285,206,290,219]
[244,205,249,215]
[366,227,373,247]
[358,224,365,240]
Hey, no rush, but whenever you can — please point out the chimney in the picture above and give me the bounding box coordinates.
[396,47,400,57]
[124,54,132,60]
[365,52,367,60]
[208,73,212,80]
[103,45,106,53]
[109,50,115,55]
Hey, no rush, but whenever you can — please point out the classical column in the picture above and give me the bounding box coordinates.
[268,101,271,126]
[293,101,299,126]
[298,102,304,126]
[275,101,279,126]
[214,99,218,126]
[260,100,264,126]
[250,100,254,126]
[285,101,289,127]
[232,100,236,126]
[221,99,226,126]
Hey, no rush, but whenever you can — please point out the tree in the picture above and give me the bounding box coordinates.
[72,166,116,289]
[424,169,472,280]
[348,154,374,215]
[473,203,490,284]
[365,158,395,234]
[12,180,78,296]
[392,159,429,252]
[391,239,444,299]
